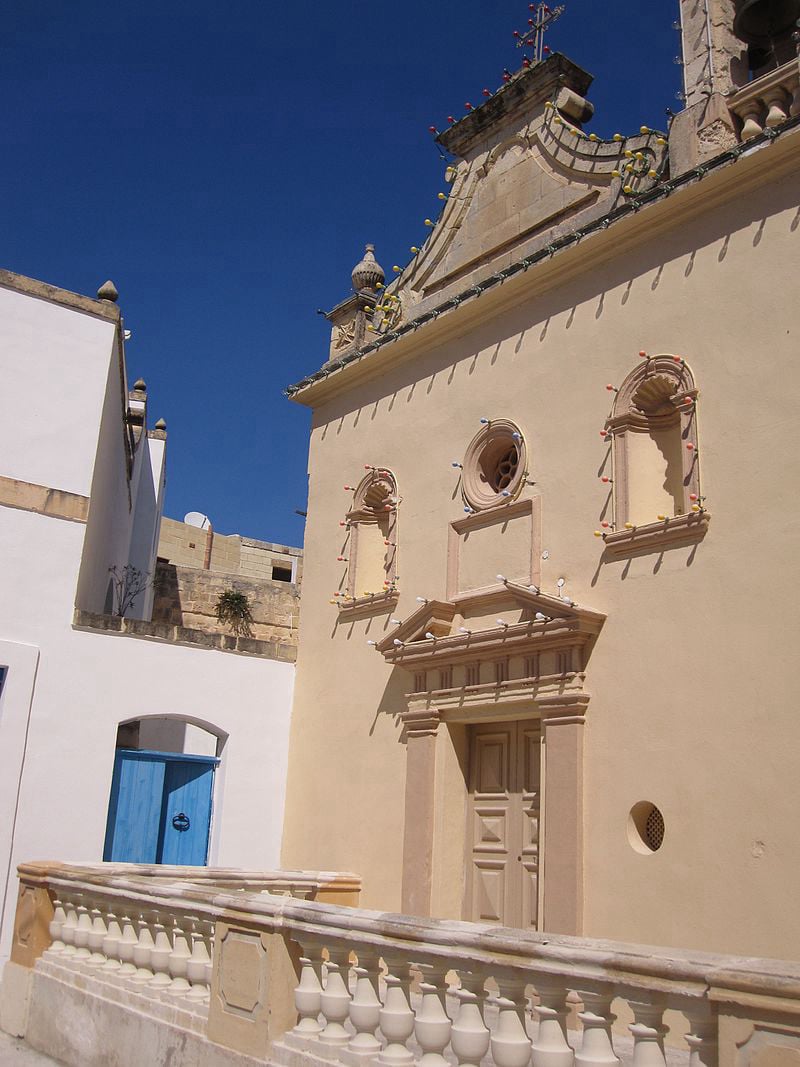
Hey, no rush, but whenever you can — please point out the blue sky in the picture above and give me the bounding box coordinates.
[2,1,680,548]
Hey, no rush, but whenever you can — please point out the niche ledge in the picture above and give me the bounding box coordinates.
[336,590,399,618]
[601,512,710,559]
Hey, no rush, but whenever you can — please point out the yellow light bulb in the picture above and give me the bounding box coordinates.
[593,530,602,537]
[392,265,401,273]
[640,125,650,134]
[376,282,384,289]
[657,514,667,521]
[692,504,701,512]
[625,164,633,172]
[624,149,633,158]
[611,169,621,178]
[656,137,667,146]
[410,246,419,253]
[544,101,554,109]
[635,151,644,160]
[624,522,634,529]
[623,185,633,194]
[588,133,598,141]
[648,169,657,178]
[554,116,563,125]
[613,133,623,141]
[437,192,447,200]
[424,218,433,226]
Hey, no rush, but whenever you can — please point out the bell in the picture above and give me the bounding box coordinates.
[733,0,800,45]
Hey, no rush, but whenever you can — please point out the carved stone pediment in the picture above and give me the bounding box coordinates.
[378,584,602,664]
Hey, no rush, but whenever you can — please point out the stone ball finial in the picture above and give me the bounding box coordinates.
[154,417,167,431]
[132,378,147,392]
[351,244,385,293]
[97,279,119,303]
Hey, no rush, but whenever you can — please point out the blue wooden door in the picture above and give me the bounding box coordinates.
[104,749,217,866]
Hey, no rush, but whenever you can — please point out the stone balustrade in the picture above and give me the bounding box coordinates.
[727,60,800,141]
[2,862,800,1067]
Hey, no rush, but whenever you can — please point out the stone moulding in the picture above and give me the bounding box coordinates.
[447,497,542,599]
[377,581,605,721]
[601,511,711,559]
[72,609,297,663]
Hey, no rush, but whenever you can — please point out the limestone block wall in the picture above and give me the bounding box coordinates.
[152,562,299,648]
[158,517,302,583]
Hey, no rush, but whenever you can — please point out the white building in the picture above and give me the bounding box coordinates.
[0,270,296,964]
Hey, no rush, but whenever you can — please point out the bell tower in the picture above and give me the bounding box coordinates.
[678,0,748,110]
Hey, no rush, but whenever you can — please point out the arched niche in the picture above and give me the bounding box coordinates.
[609,355,701,530]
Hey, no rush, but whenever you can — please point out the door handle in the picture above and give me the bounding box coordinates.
[172,812,191,832]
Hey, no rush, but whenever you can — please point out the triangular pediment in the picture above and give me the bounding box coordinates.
[371,54,667,324]
[377,582,605,668]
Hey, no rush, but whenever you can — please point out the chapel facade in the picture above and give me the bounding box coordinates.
[280,0,800,959]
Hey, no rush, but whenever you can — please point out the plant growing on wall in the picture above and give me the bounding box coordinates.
[215,589,254,637]
[108,565,151,617]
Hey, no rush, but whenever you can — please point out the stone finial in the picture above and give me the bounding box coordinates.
[132,378,147,392]
[351,244,385,293]
[154,418,167,431]
[97,280,119,303]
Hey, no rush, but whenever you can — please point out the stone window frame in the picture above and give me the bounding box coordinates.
[337,467,399,616]
[461,418,529,513]
[602,355,709,557]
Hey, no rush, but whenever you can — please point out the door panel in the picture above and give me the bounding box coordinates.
[518,724,541,930]
[159,760,214,866]
[466,721,541,929]
[104,752,166,863]
[103,749,216,866]
[468,729,514,924]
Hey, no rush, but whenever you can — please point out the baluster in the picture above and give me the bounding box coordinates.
[574,988,619,1067]
[117,913,139,977]
[347,952,382,1057]
[293,954,324,1036]
[165,915,193,997]
[148,911,173,989]
[450,971,490,1067]
[203,920,214,990]
[739,102,764,141]
[86,902,108,968]
[377,958,416,1066]
[414,964,452,1067]
[531,978,575,1067]
[130,910,155,984]
[46,898,67,956]
[319,948,353,1047]
[628,1000,668,1067]
[791,84,800,118]
[73,898,93,962]
[491,975,532,1067]
[185,918,212,1003]
[765,90,790,128]
[683,1004,718,1067]
[100,911,123,974]
[60,898,79,958]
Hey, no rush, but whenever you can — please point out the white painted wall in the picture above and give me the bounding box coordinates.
[0,287,116,497]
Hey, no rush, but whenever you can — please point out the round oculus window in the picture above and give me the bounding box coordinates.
[462,419,527,511]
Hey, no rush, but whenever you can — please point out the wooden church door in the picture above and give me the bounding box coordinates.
[103,749,217,866]
[465,721,541,929]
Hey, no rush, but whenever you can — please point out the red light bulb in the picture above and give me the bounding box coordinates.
[448,115,456,124]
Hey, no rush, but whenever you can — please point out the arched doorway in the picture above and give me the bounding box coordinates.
[103,717,224,866]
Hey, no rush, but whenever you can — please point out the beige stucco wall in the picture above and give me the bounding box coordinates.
[282,134,800,961]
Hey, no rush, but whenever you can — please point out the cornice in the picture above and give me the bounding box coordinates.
[377,581,605,671]
[288,122,800,408]
[0,269,121,323]
[601,511,710,558]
